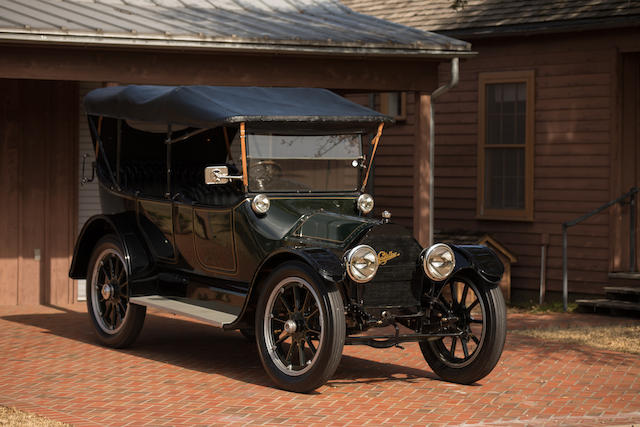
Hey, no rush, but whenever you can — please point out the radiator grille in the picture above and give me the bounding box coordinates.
[358,226,423,309]
[362,263,421,308]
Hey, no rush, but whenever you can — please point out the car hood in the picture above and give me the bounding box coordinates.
[244,197,380,248]
[292,211,379,246]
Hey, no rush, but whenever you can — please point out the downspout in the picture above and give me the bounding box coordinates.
[428,57,459,245]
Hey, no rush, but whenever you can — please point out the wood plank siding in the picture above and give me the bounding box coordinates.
[78,82,102,234]
[429,28,640,296]
[0,79,78,305]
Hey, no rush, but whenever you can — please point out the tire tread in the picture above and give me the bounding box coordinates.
[420,275,506,384]
[86,234,146,349]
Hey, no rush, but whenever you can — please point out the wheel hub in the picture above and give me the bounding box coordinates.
[284,319,297,334]
[101,283,114,300]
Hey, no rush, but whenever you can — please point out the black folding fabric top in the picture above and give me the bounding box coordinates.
[84,85,391,128]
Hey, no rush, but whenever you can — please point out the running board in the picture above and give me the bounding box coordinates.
[130,295,239,328]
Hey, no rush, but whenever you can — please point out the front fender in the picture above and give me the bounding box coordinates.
[293,248,345,284]
[451,244,504,285]
[250,247,344,288]
[69,213,153,281]
[227,247,344,330]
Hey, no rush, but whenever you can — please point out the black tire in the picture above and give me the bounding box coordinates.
[420,273,506,384]
[255,261,345,393]
[86,235,146,348]
[239,328,256,342]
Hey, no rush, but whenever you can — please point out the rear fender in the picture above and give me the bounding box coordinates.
[69,213,153,282]
[450,244,504,285]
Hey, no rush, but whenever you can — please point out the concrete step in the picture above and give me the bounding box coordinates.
[608,272,640,280]
[604,286,640,294]
[130,295,239,327]
[575,298,640,315]
[604,286,640,302]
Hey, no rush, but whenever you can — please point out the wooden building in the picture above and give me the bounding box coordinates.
[0,0,471,305]
[344,0,640,300]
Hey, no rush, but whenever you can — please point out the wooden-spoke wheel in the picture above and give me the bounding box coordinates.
[86,235,146,348]
[432,277,485,367]
[420,273,506,384]
[91,248,130,334]
[264,277,323,376]
[256,262,344,393]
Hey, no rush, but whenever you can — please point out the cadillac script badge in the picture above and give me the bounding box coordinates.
[378,250,400,265]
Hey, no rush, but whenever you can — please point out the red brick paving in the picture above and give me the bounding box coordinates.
[0,304,638,426]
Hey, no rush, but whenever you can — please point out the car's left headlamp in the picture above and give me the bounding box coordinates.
[345,245,379,283]
[357,193,374,214]
[422,243,455,281]
[251,194,270,215]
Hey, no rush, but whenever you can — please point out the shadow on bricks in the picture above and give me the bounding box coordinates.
[1,307,441,388]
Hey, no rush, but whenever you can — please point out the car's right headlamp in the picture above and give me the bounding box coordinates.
[345,245,379,283]
[422,243,455,281]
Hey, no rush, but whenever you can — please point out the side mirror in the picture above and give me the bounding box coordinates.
[81,153,96,185]
[204,166,242,185]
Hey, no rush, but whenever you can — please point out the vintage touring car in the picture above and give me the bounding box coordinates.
[70,85,506,393]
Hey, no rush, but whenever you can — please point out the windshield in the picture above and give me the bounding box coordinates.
[246,133,363,192]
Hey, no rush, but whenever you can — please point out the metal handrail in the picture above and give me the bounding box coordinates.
[562,186,639,311]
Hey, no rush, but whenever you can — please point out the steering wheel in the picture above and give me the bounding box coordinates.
[248,160,283,190]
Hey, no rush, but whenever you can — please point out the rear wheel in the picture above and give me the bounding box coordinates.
[255,262,345,393]
[420,273,506,384]
[86,235,146,348]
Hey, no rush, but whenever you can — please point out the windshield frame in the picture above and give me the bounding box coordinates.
[244,129,366,194]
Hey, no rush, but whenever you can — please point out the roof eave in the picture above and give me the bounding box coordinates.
[0,30,475,58]
[436,16,640,40]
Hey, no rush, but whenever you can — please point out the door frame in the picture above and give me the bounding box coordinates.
[611,52,640,273]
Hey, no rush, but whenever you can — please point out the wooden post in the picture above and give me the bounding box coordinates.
[413,93,431,248]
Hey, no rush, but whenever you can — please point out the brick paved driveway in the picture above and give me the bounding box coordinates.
[0,304,638,426]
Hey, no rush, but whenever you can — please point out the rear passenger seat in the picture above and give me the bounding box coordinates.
[119,161,167,197]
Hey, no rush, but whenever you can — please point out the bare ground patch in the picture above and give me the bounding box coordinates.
[0,407,69,427]
[512,323,640,354]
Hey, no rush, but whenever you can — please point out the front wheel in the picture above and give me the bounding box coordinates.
[255,262,345,393]
[420,273,506,384]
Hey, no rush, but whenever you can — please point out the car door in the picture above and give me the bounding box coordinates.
[192,204,237,274]
[171,173,238,276]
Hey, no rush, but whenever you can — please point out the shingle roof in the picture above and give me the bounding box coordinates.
[341,0,640,38]
[0,0,471,57]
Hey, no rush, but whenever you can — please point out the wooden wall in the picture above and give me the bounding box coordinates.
[0,79,78,305]
[429,28,640,296]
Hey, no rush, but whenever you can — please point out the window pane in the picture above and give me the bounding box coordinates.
[503,107,515,145]
[484,147,525,209]
[516,111,526,144]
[246,133,363,192]
[248,134,362,159]
[386,92,401,117]
[486,82,526,145]
[487,85,500,114]
[517,84,527,115]
[487,115,501,145]
[247,158,359,192]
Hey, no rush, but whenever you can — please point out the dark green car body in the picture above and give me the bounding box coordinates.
[70,85,507,392]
